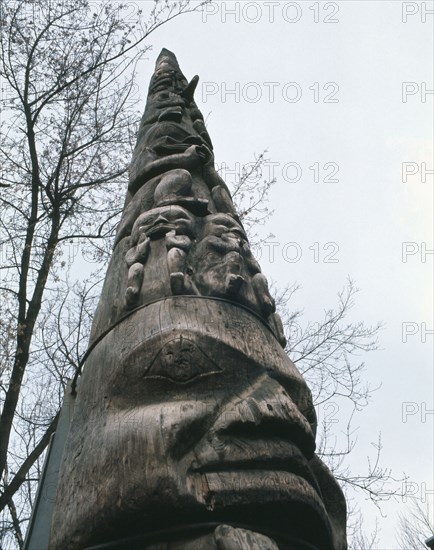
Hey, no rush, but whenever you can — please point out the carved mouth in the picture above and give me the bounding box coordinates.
[188,471,332,549]
[147,220,176,238]
[188,439,333,547]
[158,107,183,123]
[190,439,321,496]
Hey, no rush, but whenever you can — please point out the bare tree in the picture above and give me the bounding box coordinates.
[397,499,433,549]
[225,151,276,241]
[0,0,208,546]
[347,506,379,550]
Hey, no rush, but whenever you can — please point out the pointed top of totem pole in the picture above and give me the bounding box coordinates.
[147,48,199,102]
[155,48,182,72]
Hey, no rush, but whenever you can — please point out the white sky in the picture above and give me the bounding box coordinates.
[88,0,433,546]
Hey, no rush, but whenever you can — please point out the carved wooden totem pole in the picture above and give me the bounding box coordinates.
[49,50,347,549]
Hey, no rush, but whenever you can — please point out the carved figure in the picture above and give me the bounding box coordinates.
[192,213,276,317]
[124,205,196,307]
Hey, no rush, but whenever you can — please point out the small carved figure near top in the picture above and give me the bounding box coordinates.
[125,205,197,307]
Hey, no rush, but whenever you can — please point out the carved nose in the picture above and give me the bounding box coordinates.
[211,376,316,459]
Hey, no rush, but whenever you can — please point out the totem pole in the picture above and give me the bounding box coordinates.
[49,50,347,550]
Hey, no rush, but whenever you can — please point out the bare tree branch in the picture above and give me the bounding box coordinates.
[0,413,59,513]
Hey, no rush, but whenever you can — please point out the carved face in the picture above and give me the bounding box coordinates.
[138,68,206,150]
[130,205,195,244]
[191,215,253,299]
[203,213,248,241]
[55,300,346,549]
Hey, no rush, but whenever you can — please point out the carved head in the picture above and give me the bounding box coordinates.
[51,300,347,549]
[130,204,195,244]
[134,50,210,156]
[203,213,248,241]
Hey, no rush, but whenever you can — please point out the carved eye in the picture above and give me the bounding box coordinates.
[145,336,221,383]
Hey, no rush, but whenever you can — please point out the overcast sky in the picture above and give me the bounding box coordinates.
[119,0,433,545]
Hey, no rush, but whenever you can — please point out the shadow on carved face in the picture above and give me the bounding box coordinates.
[63,296,346,549]
[93,324,343,547]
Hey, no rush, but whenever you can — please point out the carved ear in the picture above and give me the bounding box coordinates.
[182,75,199,103]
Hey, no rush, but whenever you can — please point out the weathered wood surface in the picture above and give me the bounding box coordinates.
[49,49,347,550]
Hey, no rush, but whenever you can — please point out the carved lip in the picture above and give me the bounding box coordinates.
[147,221,176,238]
[158,107,184,123]
[188,452,333,548]
[190,439,321,497]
